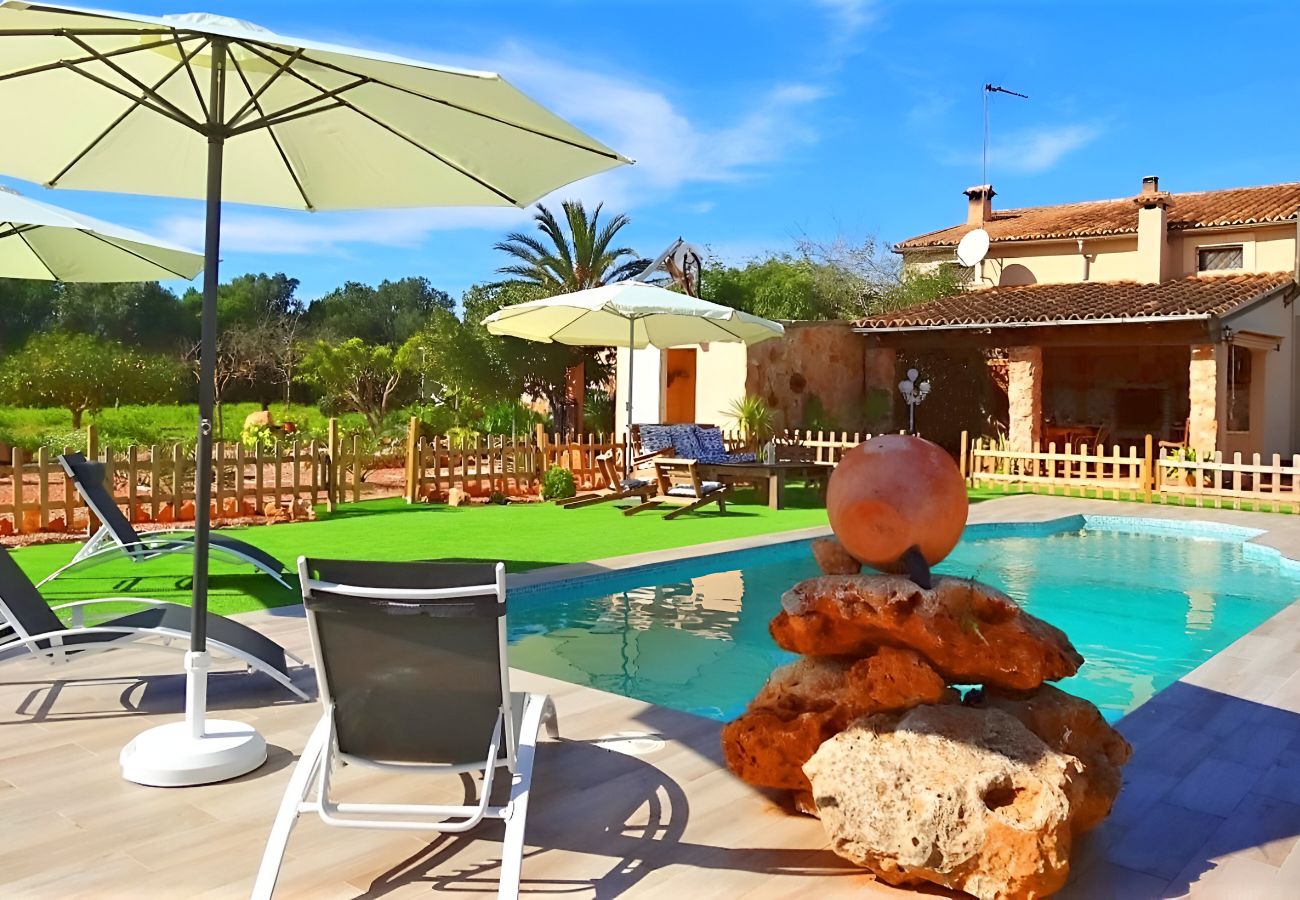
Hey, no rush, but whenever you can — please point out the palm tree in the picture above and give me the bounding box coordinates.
[493,201,647,436]
[495,200,648,291]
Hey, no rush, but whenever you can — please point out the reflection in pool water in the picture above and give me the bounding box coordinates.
[508,522,1300,722]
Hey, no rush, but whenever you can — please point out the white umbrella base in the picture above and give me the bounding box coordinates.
[120,652,267,786]
[121,718,267,787]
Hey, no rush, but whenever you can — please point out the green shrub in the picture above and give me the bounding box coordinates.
[540,465,575,500]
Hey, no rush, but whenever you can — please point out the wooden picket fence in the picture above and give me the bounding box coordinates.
[0,420,369,536]
[1154,448,1300,513]
[964,431,1300,512]
[405,421,625,502]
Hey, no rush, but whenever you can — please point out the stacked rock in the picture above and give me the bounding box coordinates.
[720,435,1131,900]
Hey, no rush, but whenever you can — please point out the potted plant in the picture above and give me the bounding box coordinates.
[1161,446,1200,487]
[726,395,776,458]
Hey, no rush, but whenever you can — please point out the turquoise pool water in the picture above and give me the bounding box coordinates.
[508,517,1300,722]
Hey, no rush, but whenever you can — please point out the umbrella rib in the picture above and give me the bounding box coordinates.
[0,31,199,83]
[0,223,41,240]
[546,305,609,343]
[178,30,211,122]
[57,62,201,136]
[82,231,192,281]
[226,48,314,210]
[227,79,364,136]
[15,229,58,280]
[226,47,305,127]
[238,43,519,205]
[47,37,211,188]
[290,49,626,162]
[62,33,201,131]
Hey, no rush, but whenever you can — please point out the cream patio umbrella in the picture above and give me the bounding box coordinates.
[0,183,201,280]
[481,281,784,433]
[0,1,629,787]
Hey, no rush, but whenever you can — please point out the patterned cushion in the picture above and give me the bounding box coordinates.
[666,480,723,498]
[638,424,674,454]
[620,477,650,490]
[696,426,727,456]
[696,450,756,464]
[669,424,704,460]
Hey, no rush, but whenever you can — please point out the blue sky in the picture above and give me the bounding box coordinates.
[5,0,1300,304]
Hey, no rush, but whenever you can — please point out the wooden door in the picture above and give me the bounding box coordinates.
[664,348,697,424]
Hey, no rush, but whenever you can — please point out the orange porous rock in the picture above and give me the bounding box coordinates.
[721,648,954,793]
[966,685,1132,833]
[0,517,13,536]
[772,574,1083,692]
[811,537,861,575]
[826,434,967,572]
[156,505,175,524]
[178,500,196,521]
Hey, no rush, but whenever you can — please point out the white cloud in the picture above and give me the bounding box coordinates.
[488,46,825,207]
[813,0,879,35]
[942,123,1103,175]
[157,206,528,256]
[688,200,717,214]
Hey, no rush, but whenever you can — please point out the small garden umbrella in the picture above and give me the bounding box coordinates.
[0,1,629,786]
[0,184,201,280]
[481,281,784,431]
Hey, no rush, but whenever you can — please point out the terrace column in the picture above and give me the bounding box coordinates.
[1006,346,1043,453]
[1188,344,1221,453]
[863,346,897,433]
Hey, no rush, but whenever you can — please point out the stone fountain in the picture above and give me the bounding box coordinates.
[721,434,1131,899]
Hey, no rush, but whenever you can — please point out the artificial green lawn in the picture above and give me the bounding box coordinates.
[12,488,835,617]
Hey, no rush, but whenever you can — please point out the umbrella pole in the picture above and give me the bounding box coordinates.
[121,39,267,786]
[624,316,634,474]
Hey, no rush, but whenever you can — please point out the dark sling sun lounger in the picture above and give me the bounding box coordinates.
[39,452,290,589]
[0,547,306,699]
[253,558,558,899]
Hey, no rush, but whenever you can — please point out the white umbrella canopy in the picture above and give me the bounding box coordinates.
[0,184,201,281]
[0,1,631,788]
[482,281,785,348]
[0,3,629,207]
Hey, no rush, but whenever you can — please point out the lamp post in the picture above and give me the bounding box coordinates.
[898,368,931,434]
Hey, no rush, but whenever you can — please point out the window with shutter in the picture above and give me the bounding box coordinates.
[1197,246,1244,272]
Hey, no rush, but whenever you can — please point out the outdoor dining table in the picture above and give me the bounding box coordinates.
[694,460,828,510]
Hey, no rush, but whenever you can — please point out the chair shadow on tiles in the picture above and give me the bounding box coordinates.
[1062,681,1300,897]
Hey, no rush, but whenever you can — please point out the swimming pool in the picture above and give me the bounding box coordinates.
[507,516,1300,723]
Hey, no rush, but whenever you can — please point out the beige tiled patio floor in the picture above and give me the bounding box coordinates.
[2,494,1299,898]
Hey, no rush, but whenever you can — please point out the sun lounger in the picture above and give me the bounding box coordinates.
[623,457,728,519]
[252,558,558,900]
[0,547,306,698]
[40,452,291,589]
[558,450,657,509]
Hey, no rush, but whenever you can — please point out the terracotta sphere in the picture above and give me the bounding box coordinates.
[826,434,968,573]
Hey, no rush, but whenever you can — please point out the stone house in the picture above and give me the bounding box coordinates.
[857,178,1300,457]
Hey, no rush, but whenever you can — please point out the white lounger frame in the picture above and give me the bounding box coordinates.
[0,595,308,700]
[36,524,292,589]
[251,560,558,900]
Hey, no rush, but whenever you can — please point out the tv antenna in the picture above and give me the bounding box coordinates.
[982,83,1028,187]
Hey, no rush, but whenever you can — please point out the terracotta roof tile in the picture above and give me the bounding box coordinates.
[855,273,1296,330]
[897,182,1300,249]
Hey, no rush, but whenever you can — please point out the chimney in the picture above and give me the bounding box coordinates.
[964,184,995,226]
[1133,175,1171,283]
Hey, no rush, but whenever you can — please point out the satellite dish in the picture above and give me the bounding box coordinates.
[956,228,990,267]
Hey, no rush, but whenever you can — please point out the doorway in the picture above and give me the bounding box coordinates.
[664,348,697,423]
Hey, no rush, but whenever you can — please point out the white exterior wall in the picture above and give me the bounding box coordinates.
[693,342,749,428]
[614,345,665,434]
[1223,293,1298,457]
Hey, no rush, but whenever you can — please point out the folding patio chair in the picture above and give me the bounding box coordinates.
[623,457,728,519]
[558,451,657,509]
[40,452,291,589]
[0,547,307,698]
[252,558,558,900]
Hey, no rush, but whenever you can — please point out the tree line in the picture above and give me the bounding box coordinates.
[0,200,962,440]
